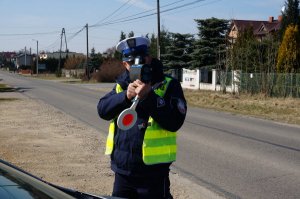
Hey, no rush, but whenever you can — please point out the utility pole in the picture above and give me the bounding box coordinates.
[24,46,27,67]
[31,40,39,75]
[157,0,161,60]
[58,28,68,76]
[63,28,68,56]
[36,40,39,75]
[86,23,89,79]
[58,28,66,76]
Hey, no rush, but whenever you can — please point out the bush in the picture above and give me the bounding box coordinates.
[92,58,125,82]
[64,56,86,69]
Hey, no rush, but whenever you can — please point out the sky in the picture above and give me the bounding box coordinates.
[0,0,285,54]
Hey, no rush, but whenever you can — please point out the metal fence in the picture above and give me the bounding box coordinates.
[237,72,300,97]
[180,68,300,98]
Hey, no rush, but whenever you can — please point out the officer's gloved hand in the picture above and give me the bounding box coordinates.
[133,79,151,100]
[127,82,138,101]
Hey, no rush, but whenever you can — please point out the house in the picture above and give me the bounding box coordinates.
[39,51,85,60]
[0,52,16,66]
[2,52,16,62]
[228,16,282,43]
[16,53,33,68]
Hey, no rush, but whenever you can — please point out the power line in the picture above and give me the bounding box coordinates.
[0,0,214,52]
[91,0,184,27]
[66,25,86,43]
[67,0,207,53]
[160,0,205,15]
[90,0,205,28]
[0,31,60,37]
[43,27,84,52]
[43,37,61,52]
[163,0,222,17]
[93,0,133,26]
[58,1,133,52]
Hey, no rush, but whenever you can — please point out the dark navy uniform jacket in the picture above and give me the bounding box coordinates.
[97,58,187,177]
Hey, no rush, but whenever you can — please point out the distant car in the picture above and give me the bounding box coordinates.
[0,159,121,199]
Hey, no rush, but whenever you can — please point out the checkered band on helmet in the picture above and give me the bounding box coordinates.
[116,36,150,61]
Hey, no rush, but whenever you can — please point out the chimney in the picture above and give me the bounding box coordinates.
[269,16,274,22]
[278,15,283,22]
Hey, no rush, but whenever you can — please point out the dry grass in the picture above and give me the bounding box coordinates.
[184,89,300,125]
[0,83,16,93]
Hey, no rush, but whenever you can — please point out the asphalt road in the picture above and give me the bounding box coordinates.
[1,71,300,199]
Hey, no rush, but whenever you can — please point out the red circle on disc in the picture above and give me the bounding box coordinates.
[122,114,134,126]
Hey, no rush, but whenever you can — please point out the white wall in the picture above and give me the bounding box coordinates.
[181,68,239,93]
[182,68,200,89]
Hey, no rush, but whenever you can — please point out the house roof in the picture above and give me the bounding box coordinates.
[2,52,16,59]
[231,20,265,32]
[230,17,281,37]
[16,53,33,58]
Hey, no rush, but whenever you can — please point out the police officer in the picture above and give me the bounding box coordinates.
[97,36,187,199]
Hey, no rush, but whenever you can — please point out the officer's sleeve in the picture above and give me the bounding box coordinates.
[139,79,187,132]
[97,85,131,121]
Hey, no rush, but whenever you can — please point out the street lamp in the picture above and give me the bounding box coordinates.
[32,39,39,75]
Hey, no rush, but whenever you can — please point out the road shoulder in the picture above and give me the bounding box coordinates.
[0,91,221,198]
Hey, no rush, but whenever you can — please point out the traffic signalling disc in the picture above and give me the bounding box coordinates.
[117,96,139,130]
[117,108,137,130]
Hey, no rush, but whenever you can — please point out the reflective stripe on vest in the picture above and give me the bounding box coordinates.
[105,77,177,165]
[105,84,123,155]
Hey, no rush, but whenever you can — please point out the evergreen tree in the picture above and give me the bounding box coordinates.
[191,17,229,69]
[90,47,103,71]
[149,26,171,59]
[277,25,300,72]
[128,31,135,38]
[161,33,194,71]
[114,31,127,60]
[279,0,300,39]
[120,31,126,41]
[149,33,157,58]
[160,26,172,58]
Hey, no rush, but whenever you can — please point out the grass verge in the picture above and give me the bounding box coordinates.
[184,89,300,125]
[0,84,19,101]
[0,83,16,92]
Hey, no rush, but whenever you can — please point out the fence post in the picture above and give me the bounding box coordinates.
[198,68,201,90]
[196,69,200,90]
[212,69,217,91]
[232,70,240,93]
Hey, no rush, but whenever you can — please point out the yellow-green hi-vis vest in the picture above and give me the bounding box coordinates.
[105,76,177,165]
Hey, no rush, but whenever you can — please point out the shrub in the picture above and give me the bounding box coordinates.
[92,58,125,82]
[64,56,86,69]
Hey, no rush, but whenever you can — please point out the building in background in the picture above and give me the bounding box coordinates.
[228,16,282,43]
[39,51,84,60]
[0,52,16,68]
[16,53,33,68]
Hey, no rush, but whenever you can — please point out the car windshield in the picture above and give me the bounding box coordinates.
[0,161,77,199]
[0,169,54,199]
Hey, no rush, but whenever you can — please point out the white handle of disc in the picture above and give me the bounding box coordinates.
[117,96,139,130]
